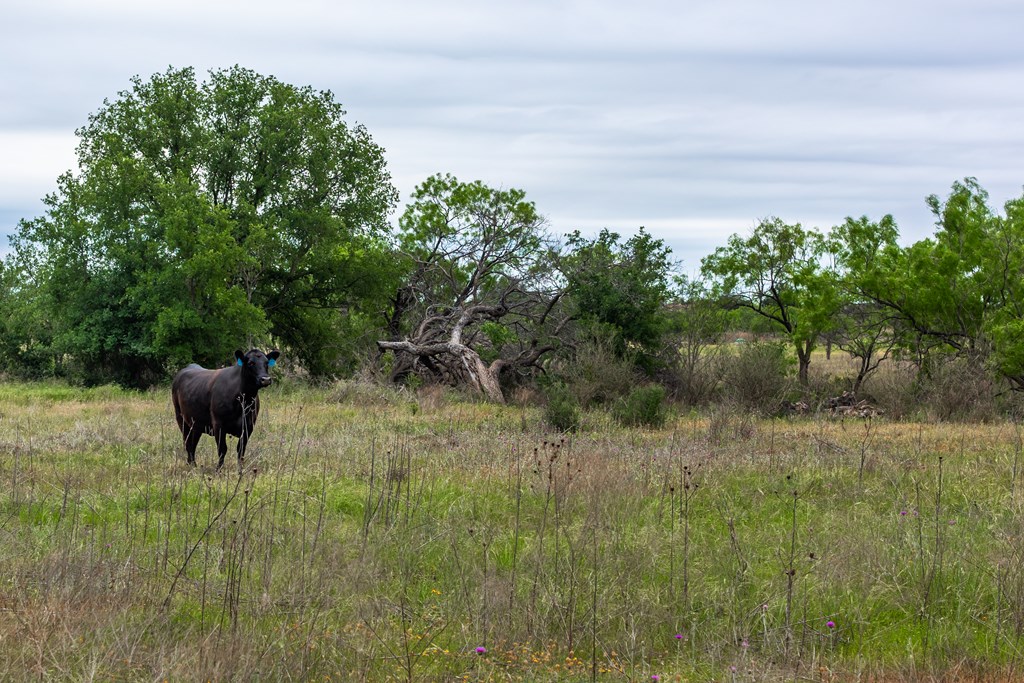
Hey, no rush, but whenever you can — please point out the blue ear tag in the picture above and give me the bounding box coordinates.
[268,358,276,367]
[237,358,243,366]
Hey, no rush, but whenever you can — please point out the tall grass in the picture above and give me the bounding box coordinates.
[1,380,1023,680]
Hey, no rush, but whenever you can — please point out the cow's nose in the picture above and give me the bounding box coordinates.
[259,376,272,387]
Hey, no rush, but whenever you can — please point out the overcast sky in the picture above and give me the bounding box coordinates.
[2,0,1023,269]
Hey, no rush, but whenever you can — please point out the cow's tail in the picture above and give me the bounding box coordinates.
[171,384,185,431]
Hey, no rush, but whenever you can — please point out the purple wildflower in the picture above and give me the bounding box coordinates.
[475,646,486,655]
[826,620,835,629]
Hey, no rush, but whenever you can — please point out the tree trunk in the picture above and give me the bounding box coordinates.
[377,340,506,403]
[453,345,505,403]
[796,342,812,387]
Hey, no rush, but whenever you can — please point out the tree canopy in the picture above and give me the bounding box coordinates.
[701,218,837,385]
[561,227,677,361]
[8,66,397,385]
[830,179,1024,391]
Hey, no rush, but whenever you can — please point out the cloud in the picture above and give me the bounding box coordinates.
[2,0,1024,266]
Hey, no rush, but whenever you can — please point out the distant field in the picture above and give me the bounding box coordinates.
[2,380,1023,681]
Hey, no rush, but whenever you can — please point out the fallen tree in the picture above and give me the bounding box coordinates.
[378,293,565,403]
[378,174,568,402]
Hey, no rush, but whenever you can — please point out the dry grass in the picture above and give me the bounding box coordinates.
[1,381,1024,681]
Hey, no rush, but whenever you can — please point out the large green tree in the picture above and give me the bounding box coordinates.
[833,179,1024,391]
[10,66,397,385]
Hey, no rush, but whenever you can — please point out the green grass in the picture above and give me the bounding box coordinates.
[2,379,1024,681]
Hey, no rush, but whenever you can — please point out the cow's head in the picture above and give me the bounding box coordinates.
[235,348,281,388]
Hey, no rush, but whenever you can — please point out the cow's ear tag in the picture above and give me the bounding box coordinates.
[268,358,276,367]
[237,358,244,366]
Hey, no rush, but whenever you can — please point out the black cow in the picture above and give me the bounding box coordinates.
[171,348,281,468]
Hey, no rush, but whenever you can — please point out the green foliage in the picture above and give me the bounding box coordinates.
[397,173,545,291]
[831,179,1024,393]
[542,381,581,432]
[0,262,54,378]
[701,218,837,385]
[666,277,727,406]
[8,66,397,385]
[562,227,676,359]
[555,333,638,407]
[611,384,668,428]
[478,321,517,363]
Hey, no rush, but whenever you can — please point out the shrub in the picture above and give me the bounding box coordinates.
[660,283,727,406]
[661,340,724,407]
[543,382,581,432]
[860,361,918,420]
[706,406,757,444]
[720,341,793,414]
[557,335,638,407]
[612,384,668,428]
[919,355,999,422]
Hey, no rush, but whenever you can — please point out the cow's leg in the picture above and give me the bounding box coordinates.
[236,428,249,466]
[237,402,256,467]
[183,424,201,466]
[216,430,229,470]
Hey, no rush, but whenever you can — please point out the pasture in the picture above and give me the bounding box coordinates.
[1,380,1024,681]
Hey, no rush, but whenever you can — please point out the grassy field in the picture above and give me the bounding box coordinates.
[2,379,1024,681]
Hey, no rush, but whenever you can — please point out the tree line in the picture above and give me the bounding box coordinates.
[2,66,1023,413]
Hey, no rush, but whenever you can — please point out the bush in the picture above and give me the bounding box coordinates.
[543,382,581,432]
[557,335,638,407]
[663,344,724,407]
[612,384,668,428]
[720,341,793,414]
[860,361,918,420]
[919,355,999,422]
